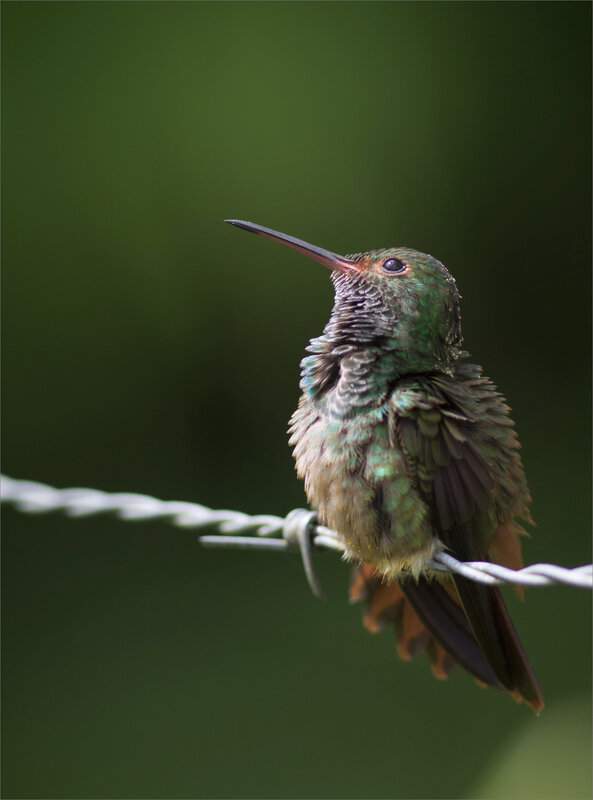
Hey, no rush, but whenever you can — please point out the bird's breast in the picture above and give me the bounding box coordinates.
[288,393,436,576]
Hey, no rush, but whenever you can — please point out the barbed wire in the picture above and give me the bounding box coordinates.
[1,475,591,595]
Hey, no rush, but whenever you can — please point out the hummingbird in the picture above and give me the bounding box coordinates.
[226,219,544,712]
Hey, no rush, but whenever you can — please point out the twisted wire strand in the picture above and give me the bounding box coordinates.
[2,475,591,590]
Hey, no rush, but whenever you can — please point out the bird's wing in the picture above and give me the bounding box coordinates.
[387,376,496,536]
[378,371,543,711]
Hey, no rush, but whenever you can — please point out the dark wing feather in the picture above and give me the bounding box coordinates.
[445,521,543,708]
[390,383,494,532]
[349,559,543,711]
[389,373,544,711]
[399,577,504,688]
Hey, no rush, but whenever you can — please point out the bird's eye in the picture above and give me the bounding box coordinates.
[381,257,406,274]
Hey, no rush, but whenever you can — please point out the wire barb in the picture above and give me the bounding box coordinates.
[2,474,591,592]
[283,509,326,599]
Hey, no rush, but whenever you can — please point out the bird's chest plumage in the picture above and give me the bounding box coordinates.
[288,371,436,575]
[289,358,530,579]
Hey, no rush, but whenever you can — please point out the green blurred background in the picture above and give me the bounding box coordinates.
[2,2,591,798]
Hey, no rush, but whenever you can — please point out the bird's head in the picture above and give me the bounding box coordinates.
[225,220,464,375]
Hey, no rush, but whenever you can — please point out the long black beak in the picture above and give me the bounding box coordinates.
[225,220,359,273]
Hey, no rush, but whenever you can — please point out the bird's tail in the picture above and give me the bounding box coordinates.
[349,562,544,713]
